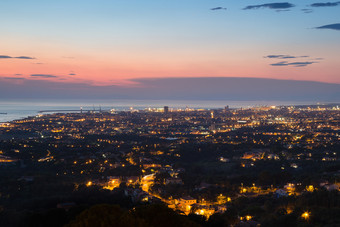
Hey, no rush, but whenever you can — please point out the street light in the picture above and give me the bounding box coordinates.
[301,211,310,220]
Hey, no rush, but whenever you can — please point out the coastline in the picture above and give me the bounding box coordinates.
[0,99,337,123]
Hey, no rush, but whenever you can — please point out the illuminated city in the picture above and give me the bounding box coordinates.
[0,104,339,226]
[1,0,340,226]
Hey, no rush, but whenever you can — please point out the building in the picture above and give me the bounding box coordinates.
[164,106,169,114]
[178,196,197,214]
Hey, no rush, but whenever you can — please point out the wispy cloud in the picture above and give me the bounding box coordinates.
[15,56,35,59]
[270,61,316,67]
[0,55,35,59]
[243,2,295,10]
[211,7,227,11]
[30,74,58,78]
[310,1,340,7]
[316,23,340,31]
[265,55,309,59]
[276,9,291,12]
[266,54,322,67]
[301,8,313,13]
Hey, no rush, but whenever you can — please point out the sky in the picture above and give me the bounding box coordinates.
[0,0,339,100]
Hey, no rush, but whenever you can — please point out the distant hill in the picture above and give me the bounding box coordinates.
[0,77,339,101]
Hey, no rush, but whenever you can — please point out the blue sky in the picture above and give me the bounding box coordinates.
[0,0,339,99]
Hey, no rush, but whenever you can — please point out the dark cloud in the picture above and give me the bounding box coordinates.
[270,61,316,67]
[243,2,295,10]
[15,56,35,59]
[265,55,309,59]
[30,74,58,78]
[0,55,12,59]
[211,7,227,11]
[301,8,313,13]
[0,55,35,59]
[316,23,340,31]
[311,1,340,7]
[69,73,76,76]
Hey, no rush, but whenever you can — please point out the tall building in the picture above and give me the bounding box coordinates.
[164,106,169,114]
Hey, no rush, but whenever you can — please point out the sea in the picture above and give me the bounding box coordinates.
[0,99,326,123]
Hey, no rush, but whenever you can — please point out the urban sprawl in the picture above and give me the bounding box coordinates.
[0,104,339,226]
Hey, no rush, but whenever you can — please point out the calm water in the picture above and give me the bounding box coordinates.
[0,99,321,123]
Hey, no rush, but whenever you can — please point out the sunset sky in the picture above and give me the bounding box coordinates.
[1,0,339,89]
